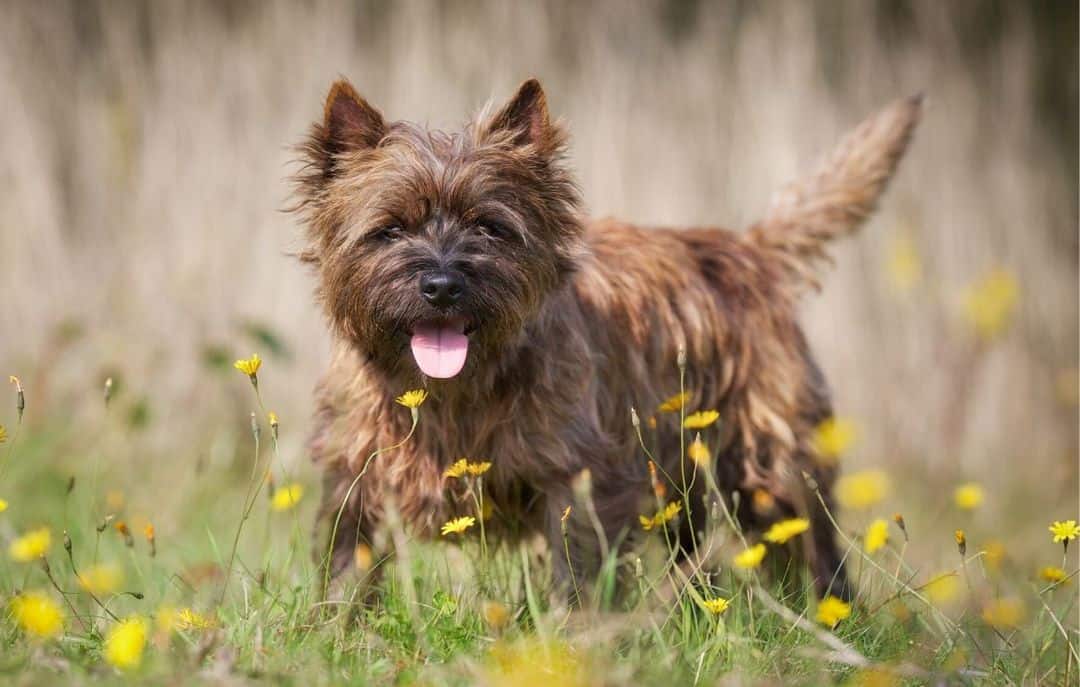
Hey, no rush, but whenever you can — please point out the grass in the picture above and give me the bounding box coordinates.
[0,361,1076,686]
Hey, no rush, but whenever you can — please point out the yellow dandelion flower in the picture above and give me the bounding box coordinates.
[0,425,6,443]
[763,517,810,544]
[395,389,428,408]
[751,489,776,516]
[982,540,1006,572]
[1038,566,1069,585]
[233,353,261,378]
[815,595,851,627]
[812,417,856,464]
[953,483,984,510]
[658,392,690,413]
[639,501,682,532]
[156,606,216,634]
[864,518,889,554]
[444,459,469,479]
[1049,520,1080,543]
[954,529,966,556]
[687,435,710,467]
[733,543,767,570]
[354,543,373,572]
[885,232,922,296]
[467,461,492,476]
[106,490,125,512]
[487,638,587,687]
[923,572,959,605]
[176,608,216,630]
[836,470,890,510]
[441,516,476,536]
[961,268,1019,341]
[0,498,8,512]
[661,500,682,522]
[700,597,731,615]
[268,411,279,427]
[78,563,124,595]
[683,410,719,430]
[270,483,303,512]
[104,616,149,670]
[981,597,1025,630]
[9,526,51,562]
[482,600,511,630]
[10,591,64,639]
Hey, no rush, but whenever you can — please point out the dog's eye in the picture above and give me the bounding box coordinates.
[374,225,405,242]
[477,221,512,242]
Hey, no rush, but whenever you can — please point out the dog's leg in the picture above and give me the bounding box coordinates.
[316,464,385,604]
[805,477,851,600]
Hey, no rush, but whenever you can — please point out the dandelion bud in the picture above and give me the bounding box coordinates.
[9,376,24,421]
[893,513,909,542]
[128,592,144,600]
[630,407,640,429]
[250,412,260,442]
[115,521,134,548]
[65,476,76,495]
[560,505,572,523]
[268,411,279,441]
[63,532,72,554]
[634,556,644,579]
[97,514,114,533]
[104,377,114,407]
[677,344,687,369]
[40,557,50,574]
[571,469,592,501]
[954,529,966,556]
[144,524,156,558]
[647,461,665,499]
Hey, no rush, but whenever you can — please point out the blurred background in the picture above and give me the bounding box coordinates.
[0,1,1075,565]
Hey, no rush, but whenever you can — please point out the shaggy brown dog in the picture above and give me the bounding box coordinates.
[293,78,920,599]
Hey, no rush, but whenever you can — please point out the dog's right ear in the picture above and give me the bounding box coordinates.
[323,80,386,154]
[292,80,386,253]
[300,79,385,184]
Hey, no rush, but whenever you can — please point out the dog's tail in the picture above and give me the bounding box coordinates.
[747,94,923,291]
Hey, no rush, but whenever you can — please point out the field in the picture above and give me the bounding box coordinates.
[0,1,1076,685]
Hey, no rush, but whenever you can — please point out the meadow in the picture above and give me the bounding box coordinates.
[0,1,1076,685]
[0,344,1077,686]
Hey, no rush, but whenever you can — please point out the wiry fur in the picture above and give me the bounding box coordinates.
[291,78,921,597]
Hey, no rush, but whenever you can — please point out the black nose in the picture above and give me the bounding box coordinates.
[419,271,465,309]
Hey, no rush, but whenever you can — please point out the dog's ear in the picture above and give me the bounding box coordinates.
[482,79,556,150]
[291,80,387,239]
[322,79,386,157]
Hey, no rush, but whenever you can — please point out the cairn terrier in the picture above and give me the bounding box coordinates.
[292,78,920,599]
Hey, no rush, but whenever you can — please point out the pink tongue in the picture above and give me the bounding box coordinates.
[410,321,469,378]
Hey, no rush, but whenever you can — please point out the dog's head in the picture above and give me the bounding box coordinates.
[294,79,584,382]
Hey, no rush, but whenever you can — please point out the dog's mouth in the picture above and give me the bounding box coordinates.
[409,317,473,379]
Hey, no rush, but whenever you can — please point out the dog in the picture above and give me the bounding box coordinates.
[292,78,920,600]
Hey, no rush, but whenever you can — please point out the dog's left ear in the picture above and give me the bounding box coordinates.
[483,79,557,150]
